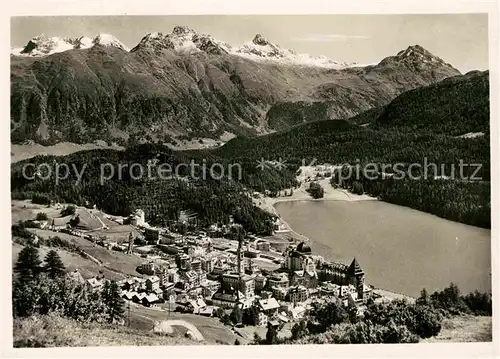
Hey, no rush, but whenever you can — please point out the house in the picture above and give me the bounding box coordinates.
[132,292,147,303]
[201,280,221,298]
[268,319,280,328]
[288,285,309,304]
[187,298,207,314]
[137,278,147,290]
[199,306,215,317]
[271,286,288,301]
[139,261,156,275]
[267,273,289,289]
[221,273,255,300]
[145,227,160,244]
[122,291,137,301]
[200,257,215,273]
[318,282,341,297]
[153,288,164,297]
[290,305,307,320]
[254,274,267,291]
[162,282,176,299]
[211,292,239,308]
[146,276,160,292]
[191,260,202,272]
[291,269,318,288]
[257,297,280,317]
[122,278,140,291]
[167,268,179,284]
[86,277,105,291]
[277,313,289,323]
[142,293,160,307]
[180,270,200,289]
[255,240,270,252]
[255,312,268,327]
[129,209,146,227]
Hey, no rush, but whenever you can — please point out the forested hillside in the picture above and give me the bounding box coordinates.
[10,144,288,234]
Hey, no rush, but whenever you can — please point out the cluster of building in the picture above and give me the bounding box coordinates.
[63,208,373,328]
[113,224,372,327]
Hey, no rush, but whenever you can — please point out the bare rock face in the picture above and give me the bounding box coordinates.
[10,27,461,145]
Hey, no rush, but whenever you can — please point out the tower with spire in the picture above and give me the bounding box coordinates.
[127,232,134,255]
[347,257,365,302]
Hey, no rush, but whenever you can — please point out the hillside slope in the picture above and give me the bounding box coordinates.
[13,314,199,347]
[10,26,460,145]
[372,70,489,136]
[215,70,489,164]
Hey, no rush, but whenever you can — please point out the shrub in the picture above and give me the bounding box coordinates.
[35,212,48,221]
[306,182,324,199]
[61,205,76,217]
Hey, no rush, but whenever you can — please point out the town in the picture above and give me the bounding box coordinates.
[14,199,390,340]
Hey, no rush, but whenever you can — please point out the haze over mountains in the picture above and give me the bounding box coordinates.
[11,25,461,145]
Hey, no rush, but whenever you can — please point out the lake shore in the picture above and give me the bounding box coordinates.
[253,175,376,246]
[254,176,375,215]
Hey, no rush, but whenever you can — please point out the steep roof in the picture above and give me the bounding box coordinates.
[347,258,364,276]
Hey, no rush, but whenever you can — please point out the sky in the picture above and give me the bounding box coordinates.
[11,14,489,73]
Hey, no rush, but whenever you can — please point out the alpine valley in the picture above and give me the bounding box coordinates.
[10,21,492,347]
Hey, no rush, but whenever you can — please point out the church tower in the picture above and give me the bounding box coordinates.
[127,232,134,255]
[347,257,365,302]
[231,224,245,276]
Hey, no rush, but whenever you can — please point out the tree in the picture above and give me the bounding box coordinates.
[35,212,48,221]
[14,245,42,281]
[462,290,492,316]
[306,182,324,199]
[61,205,76,217]
[291,320,309,340]
[215,307,225,318]
[220,313,231,326]
[44,250,66,278]
[12,273,107,321]
[411,305,442,338]
[310,298,348,331]
[265,322,278,344]
[230,305,243,324]
[416,288,430,306]
[69,215,80,228]
[102,280,125,324]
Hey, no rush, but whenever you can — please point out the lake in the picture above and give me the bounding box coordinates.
[274,200,491,297]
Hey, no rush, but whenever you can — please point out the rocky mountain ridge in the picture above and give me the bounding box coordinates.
[10,26,461,145]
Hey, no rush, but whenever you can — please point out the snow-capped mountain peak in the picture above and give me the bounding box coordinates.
[132,26,231,55]
[252,33,270,46]
[13,34,76,57]
[11,33,128,57]
[233,33,353,69]
[92,33,130,51]
[12,27,356,69]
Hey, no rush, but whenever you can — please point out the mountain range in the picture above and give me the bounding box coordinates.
[11,25,460,145]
